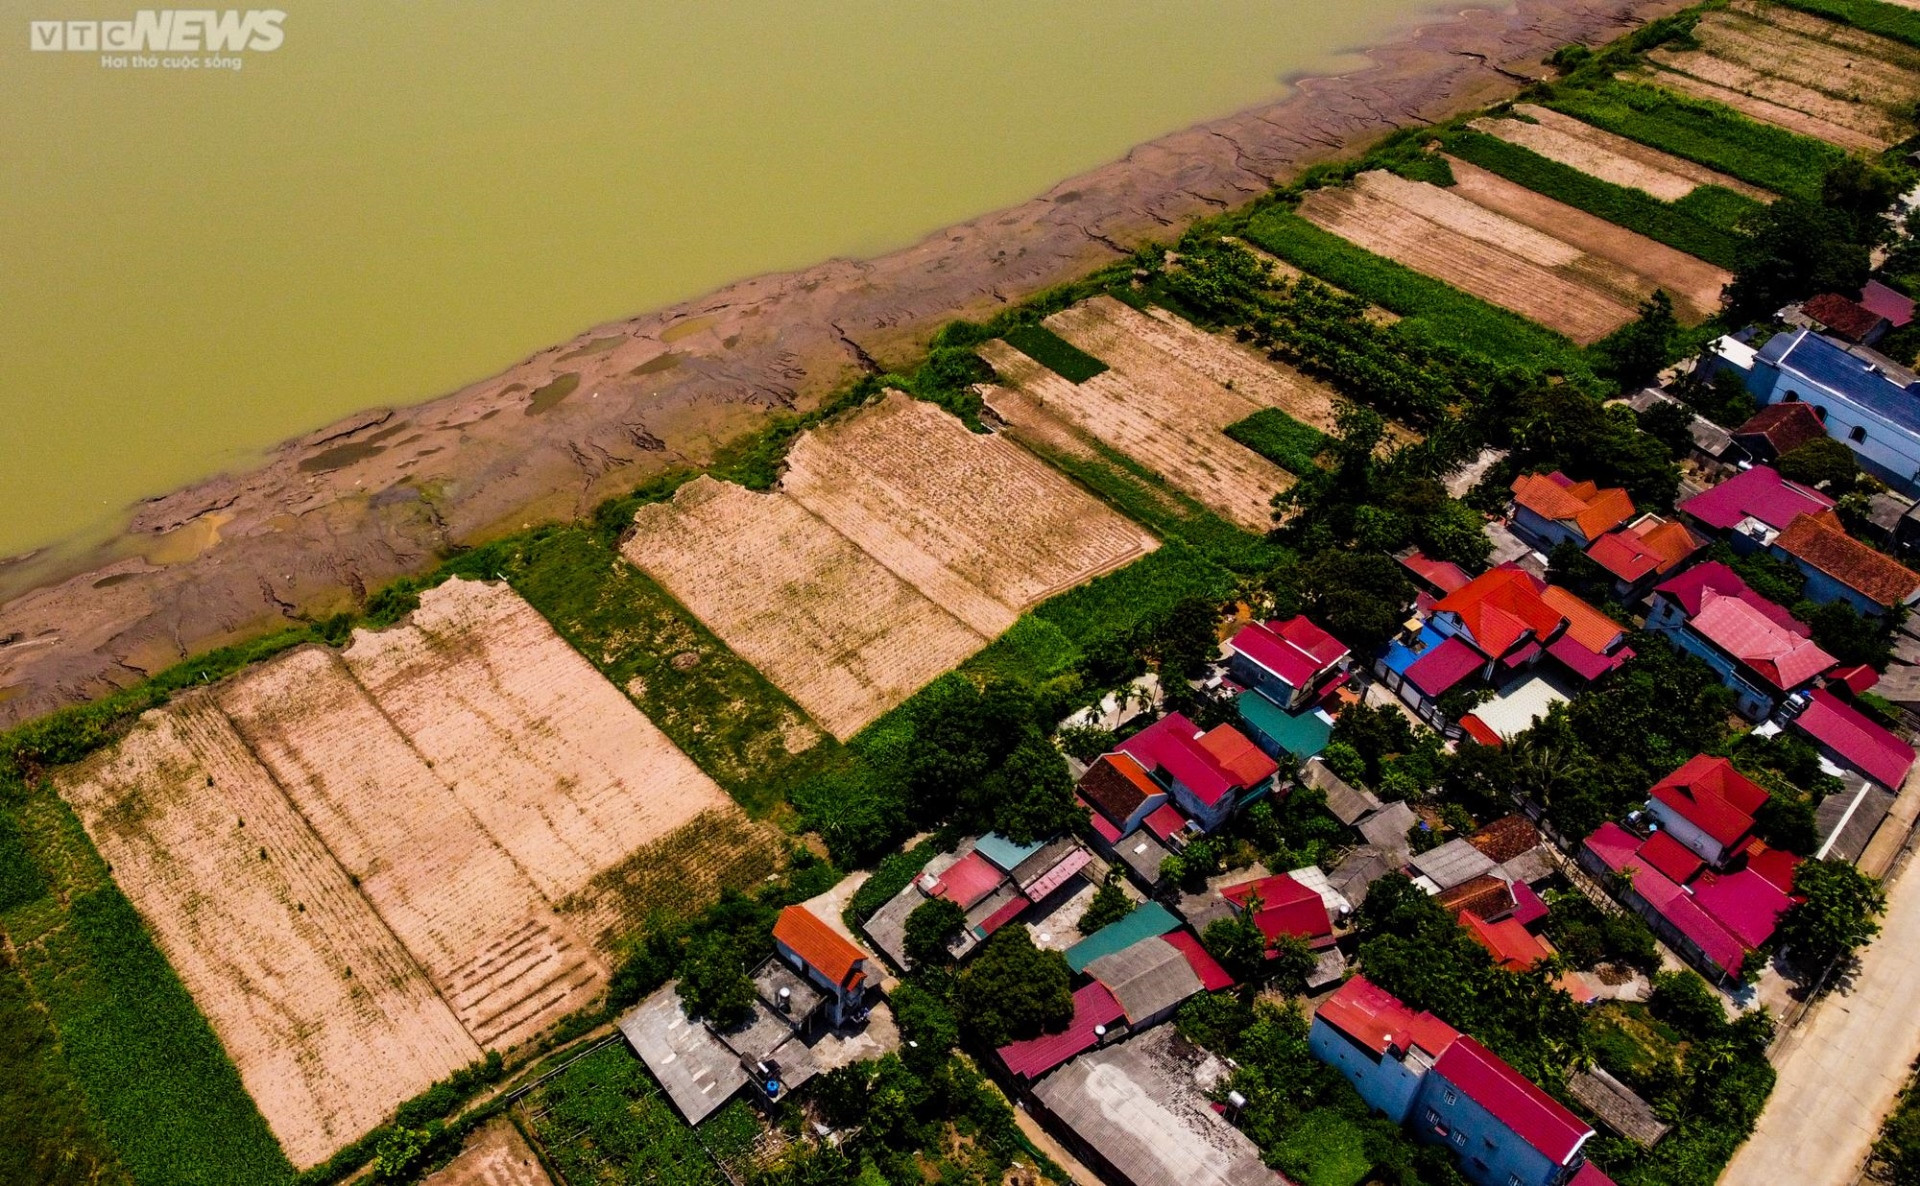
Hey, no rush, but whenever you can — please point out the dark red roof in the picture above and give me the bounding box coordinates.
[929,851,1008,909]
[1775,512,1920,608]
[1510,880,1550,926]
[1804,292,1885,343]
[1160,930,1236,990]
[997,981,1124,1079]
[1793,688,1917,789]
[1734,402,1827,458]
[1677,466,1832,533]
[1433,1036,1593,1165]
[1833,664,1880,695]
[1863,280,1915,329]
[1649,756,1769,849]
[1467,816,1544,864]
[1401,550,1473,595]
[1223,873,1333,945]
[1570,1162,1620,1186]
[1118,713,1267,810]
[1144,803,1189,841]
[1691,867,1793,950]
[1077,753,1162,827]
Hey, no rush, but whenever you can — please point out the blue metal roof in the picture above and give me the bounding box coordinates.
[1381,623,1450,678]
[1772,330,1920,435]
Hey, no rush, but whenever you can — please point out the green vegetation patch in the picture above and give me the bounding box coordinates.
[1223,408,1329,476]
[1268,1108,1374,1186]
[1002,323,1110,383]
[0,944,124,1186]
[1539,79,1844,204]
[521,1044,729,1185]
[1443,128,1758,268]
[1774,0,1920,46]
[1242,207,1592,375]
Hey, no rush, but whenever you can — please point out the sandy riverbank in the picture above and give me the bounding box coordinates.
[0,0,1683,727]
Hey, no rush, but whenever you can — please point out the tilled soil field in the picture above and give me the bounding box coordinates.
[781,392,1157,638]
[1471,103,1773,201]
[1443,156,1732,321]
[59,700,482,1169]
[1639,3,1920,151]
[625,476,988,739]
[1297,179,1638,343]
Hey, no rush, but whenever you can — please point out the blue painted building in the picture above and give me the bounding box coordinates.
[1747,328,1920,495]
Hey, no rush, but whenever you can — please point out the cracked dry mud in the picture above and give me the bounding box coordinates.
[0,0,1685,727]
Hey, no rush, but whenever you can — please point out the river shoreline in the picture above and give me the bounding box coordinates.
[0,0,1683,726]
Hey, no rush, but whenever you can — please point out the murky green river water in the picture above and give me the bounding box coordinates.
[0,0,1488,560]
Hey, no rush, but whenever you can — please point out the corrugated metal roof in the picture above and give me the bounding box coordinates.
[1065,901,1180,973]
[1085,936,1204,1024]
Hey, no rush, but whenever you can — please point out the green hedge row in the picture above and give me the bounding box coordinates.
[1443,128,1759,269]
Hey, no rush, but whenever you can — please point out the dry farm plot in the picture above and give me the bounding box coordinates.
[220,645,608,1053]
[781,392,1157,637]
[1443,156,1732,321]
[420,1117,553,1186]
[624,399,1156,738]
[1637,3,1920,151]
[1298,175,1639,344]
[59,701,482,1169]
[1470,103,1773,201]
[339,578,730,904]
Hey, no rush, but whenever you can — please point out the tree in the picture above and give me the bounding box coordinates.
[374,1126,434,1182]
[955,926,1074,1046]
[1602,290,1680,389]
[1204,908,1272,984]
[1267,933,1318,995]
[903,897,966,969]
[1776,436,1860,495]
[1147,596,1223,681]
[1647,970,1726,1039]
[1638,398,1697,460]
[1510,386,1680,509]
[1057,724,1118,763]
[1727,199,1873,319]
[889,981,958,1069]
[1804,599,1895,669]
[1776,859,1886,971]
[979,734,1083,844]
[1283,549,1415,655]
[677,933,755,1029]
[1823,155,1905,245]
[1077,871,1137,934]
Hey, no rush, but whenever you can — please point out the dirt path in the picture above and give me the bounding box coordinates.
[0,0,1688,729]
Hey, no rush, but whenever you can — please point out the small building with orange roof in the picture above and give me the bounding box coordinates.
[1510,471,1636,551]
[771,904,873,1025]
[1584,514,1704,602]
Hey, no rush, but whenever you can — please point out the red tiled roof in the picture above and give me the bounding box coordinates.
[929,851,1008,910]
[1160,930,1236,991]
[997,981,1125,1080]
[1315,975,1460,1059]
[1434,566,1569,657]
[1650,756,1769,849]
[1512,472,1636,541]
[1222,873,1333,944]
[1541,586,1625,653]
[1571,1161,1621,1186]
[1228,619,1325,690]
[1276,615,1350,668]
[1734,402,1827,458]
[1746,844,1799,895]
[1863,280,1916,329]
[1077,753,1162,828]
[1793,688,1918,789]
[1459,713,1504,747]
[1584,821,1642,872]
[1438,874,1515,919]
[976,894,1034,937]
[1401,550,1472,594]
[1197,725,1279,788]
[1434,1036,1593,1165]
[1143,802,1190,842]
[1775,513,1920,608]
[1691,867,1793,950]
[1804,292,1885,343]
[773,905,867,992]
[1586,827,1750,976]
[1688,590,1835,691]
[1654,561,1808,635]
[1407,637,1486,697]
[1461,911,1553,971]
[1080,798,1124,844]
[1637,831,1704,884]
[1587,517,1705,584]
[1678,466,1833,533]
[1833,664,1880,694]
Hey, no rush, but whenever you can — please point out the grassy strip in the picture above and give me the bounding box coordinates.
[1443,128,1757,268]
[1774,0,1920,46]
[0,944,124,1186]
[1241,207,1593,375]
[1222,408,1328,476]
[521,1044,729,1185]
[1538,79,1843,203]
[1001,323,1110,383]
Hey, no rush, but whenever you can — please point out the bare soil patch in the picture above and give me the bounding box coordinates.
[625,476,988,740]
[1443,156,1731,322]
[1472,103,1772,201]
[59,699,481,1169]
[340,578,731,904]
[781,392,1157,637]
[1297,179,1637,344]
[219,646,608,1052]
[421,1117,552,1186]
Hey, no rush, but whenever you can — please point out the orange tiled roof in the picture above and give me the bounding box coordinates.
[1197,725,1280,787]
[1434,567,1566,656]
[1639,518,1704,571]
[1511,472,1635,541]
[1539,586,1625,653]
[1775,513,1920,608]
[773,905,867,992]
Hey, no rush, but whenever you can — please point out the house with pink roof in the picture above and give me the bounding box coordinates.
[1647,562,1831,721]
[1676,466,1834,554]
[1224,614,1351,711]
[1790,688,1918,791]
[1113,713,1278,834]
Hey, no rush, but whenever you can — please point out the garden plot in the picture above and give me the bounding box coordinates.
[625,476,988,739]
[1471,104,1773,202]
[1443,156,1731,322]
[59,699,481,1170]
[339,578,731,904]
[220,647,608,1052]
[1298,176,1638,344]
[781,391,1157,637]
[1638,4,1920,151]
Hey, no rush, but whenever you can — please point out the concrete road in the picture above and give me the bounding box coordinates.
[1719,828,1920,1185]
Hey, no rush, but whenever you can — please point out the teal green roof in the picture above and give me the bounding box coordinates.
[1236,690,1330,760]
[1064,902,1180,972]
[975,833,1044,872]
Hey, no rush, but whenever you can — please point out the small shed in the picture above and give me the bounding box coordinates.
[1569,1067,1670,1147]
[1301,757,1382,826]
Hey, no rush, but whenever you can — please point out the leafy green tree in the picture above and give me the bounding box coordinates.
[1777,859,1886,972]
[1776,437,1860,495]
[1510,387,1680,509]
[955,926,1073,1046]
[1823,155,1906,244]
[1203,908,1272,985]
[1148,596,1223,681]
[1602,290,1680,389]
[1648,970,1726,1039]
[979,734,1083,844]
[1267,933,1318,995]
[903,897,966,969]
[889,981,958,1070]
[1803,599,1894,670]
[373,1126,434,1182]
[1638,398,1697,460]
[677,933,755,1028]
[1727,199,1873,318]
[1077,871,1137,934]
[1056,724,1118,763]
[1282,549,1415,655]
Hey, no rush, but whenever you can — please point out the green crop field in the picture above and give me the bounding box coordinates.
[1775,0,1920,46]
[1003,323,1111,383]
[520,1044,744,1185]
[1223,408,1330,477]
